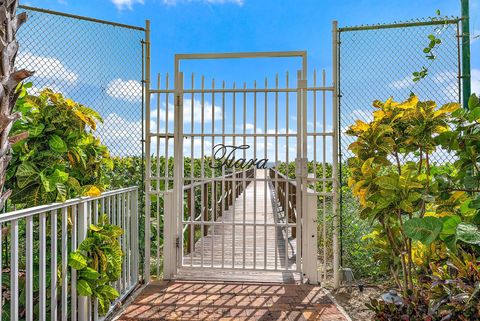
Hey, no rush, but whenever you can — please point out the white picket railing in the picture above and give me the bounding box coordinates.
[0,186,139,321]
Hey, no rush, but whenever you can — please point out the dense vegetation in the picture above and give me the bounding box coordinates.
[7,86,112,208]
[347,94,480,320]
[1,87,121,319]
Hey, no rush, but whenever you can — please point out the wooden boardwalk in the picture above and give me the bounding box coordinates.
[178,170,298,282]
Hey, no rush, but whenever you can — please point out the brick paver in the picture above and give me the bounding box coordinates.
[116,281,349,321]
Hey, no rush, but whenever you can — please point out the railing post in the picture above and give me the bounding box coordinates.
[163,191,176,279]
[131,189,139,284]
[186,188,192,254]
[302,191,319,284]
[291,186,297,238]
[203,183,209,236]
[77,201,89,320]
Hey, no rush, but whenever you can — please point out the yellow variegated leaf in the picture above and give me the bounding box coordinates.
[352,180,367,195]
[449,191,467,202]
[434,102,460,117]
[85,186,101,197]
[349,120,370,132]
[347,177,356,188]
[396,95,418,110]
[74,109,89,124]
[65,99,76,108]
[434,125,449,133]
[372,100,383,108]
[373,110,386,121]
[436,211,454,218]
[361,158,375,175]
[357,189,367,206]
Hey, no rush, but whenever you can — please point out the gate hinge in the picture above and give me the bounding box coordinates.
[176,237,180,248]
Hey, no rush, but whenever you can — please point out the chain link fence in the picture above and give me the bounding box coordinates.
[17,6,145,157]
[337,17,462,277]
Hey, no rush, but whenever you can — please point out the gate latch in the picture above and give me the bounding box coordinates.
[295,158,308,178]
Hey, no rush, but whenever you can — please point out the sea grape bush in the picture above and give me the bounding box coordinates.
[7,85,113,207]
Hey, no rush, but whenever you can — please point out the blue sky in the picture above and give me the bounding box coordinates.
[20,0,479,76]
[17,0,480,163]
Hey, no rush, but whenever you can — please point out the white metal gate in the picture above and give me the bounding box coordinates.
[145,48,340,285]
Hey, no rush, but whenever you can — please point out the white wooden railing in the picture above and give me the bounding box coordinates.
[0,186,139,321]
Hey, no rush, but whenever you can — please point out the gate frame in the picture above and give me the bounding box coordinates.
[145,47,341,286]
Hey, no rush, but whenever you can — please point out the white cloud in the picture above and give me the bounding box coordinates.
[152,99,222,123]
[17,52,78,84]
[95,113,144,156]
[433,71,457,84]
[111,0,144,10]
[473,69,480,95]
[388,76,413,90]
[106,79,142,102]
[29,84,66,96]
[163,0,244,5]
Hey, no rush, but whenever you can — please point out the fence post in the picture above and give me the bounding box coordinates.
[163,191,176,279]
[332,20,341,289]
[303,192,319,284]
[461,0,471,108]
[144,19,152,284]
[77,200,89,320]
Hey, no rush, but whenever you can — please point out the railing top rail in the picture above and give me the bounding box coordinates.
[0,186,138,223]
[269,168,297,186]
[183,168,254,190]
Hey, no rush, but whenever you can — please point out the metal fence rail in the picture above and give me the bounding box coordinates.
[336,17,462,276]
[0,187,139,321]
[17,5,145,157]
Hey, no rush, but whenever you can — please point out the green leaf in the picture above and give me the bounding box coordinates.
[48,134,68,153]
[97,285,120,300]
[444,234,458,254]
[50,169,69,184]
[456,223,480,245]
[440,215,461,239]
[468,94,479,110]
[468,107,480,122]
[464,175,480,190]
[56,183,67,202]
[68,252,88,270]
[399,200,414,213]
[79,267,101,280]
[374,176,398,190]
[77,279,93,296]
[28,123,45,137]
[16,162,37,177]
[404,217,443,245]
[16,162,38,188]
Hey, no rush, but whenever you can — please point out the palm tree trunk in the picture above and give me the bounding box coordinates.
[0,1,33,211]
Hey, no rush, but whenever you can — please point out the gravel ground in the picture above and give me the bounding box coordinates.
[330,281,391,320]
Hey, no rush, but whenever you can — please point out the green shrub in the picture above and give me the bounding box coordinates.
[7,86,113,207]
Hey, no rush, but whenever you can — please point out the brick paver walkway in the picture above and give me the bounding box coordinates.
[117,281,349,321]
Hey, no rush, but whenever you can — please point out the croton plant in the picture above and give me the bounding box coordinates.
[347,94,480,320]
